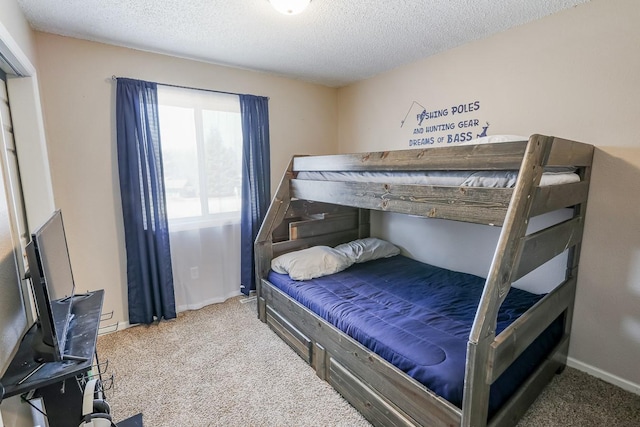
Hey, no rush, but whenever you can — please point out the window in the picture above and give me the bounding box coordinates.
[158,86,242,227]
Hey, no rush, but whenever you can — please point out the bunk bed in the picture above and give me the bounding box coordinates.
[254,134,593,427]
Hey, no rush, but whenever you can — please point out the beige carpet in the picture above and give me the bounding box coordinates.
[97,296,640,426]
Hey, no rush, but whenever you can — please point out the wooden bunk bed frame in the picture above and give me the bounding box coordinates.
[254,134,593,427]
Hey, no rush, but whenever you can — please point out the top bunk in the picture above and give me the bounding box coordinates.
[286,134,593,226]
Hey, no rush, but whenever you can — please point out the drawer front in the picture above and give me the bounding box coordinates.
[266,306,312,363]
[328,358,416,427]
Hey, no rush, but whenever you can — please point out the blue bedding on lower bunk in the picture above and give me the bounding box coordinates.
[267,255,563,416]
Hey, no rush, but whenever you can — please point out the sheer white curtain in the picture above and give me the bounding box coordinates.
[157,86,243,312]
[169,221,240,312]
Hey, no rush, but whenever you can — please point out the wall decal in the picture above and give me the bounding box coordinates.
[401,100,490,147]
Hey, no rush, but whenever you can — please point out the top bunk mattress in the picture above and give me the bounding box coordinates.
[267,255,563,416]
[296,169,579,187]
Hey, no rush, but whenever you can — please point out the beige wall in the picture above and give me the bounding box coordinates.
[33,33,338,328]
[337,0,640,390]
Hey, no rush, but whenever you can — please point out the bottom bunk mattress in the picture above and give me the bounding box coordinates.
[267,255,563,417]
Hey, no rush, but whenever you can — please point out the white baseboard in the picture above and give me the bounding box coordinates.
[176,291,242,313]
[117,321,131,331]
[567,357,640,395]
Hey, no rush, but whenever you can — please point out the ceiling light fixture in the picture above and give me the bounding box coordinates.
[269,0,311,15]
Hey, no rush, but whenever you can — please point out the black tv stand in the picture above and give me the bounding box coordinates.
[29,322,60,364]
[0,290,104,427]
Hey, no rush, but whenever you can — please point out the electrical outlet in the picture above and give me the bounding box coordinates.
[190,266,199,279]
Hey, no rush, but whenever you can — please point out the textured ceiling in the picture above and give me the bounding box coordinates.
[18,0,590,87]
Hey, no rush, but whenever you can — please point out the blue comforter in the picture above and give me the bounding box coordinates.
[267,255,562,416]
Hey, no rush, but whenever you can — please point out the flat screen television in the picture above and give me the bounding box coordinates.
[25,210,77,362]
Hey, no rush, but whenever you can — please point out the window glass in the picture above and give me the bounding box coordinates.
[158,87,242,227]
[158,105,200,219]
[202,110,242,215]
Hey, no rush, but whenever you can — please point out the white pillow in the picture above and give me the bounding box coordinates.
[271,246,354,281]
[458,135,528,146]
[334,237,400,264]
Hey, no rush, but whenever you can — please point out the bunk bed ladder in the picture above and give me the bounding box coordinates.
[461,135,554,427]
[462,135,593,426]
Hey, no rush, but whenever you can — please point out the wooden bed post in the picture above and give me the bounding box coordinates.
[254,158,294,321]
[462,135,554,426]
[558,151,593,368]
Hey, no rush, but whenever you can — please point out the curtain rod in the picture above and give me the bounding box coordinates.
[111,75,266,98]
